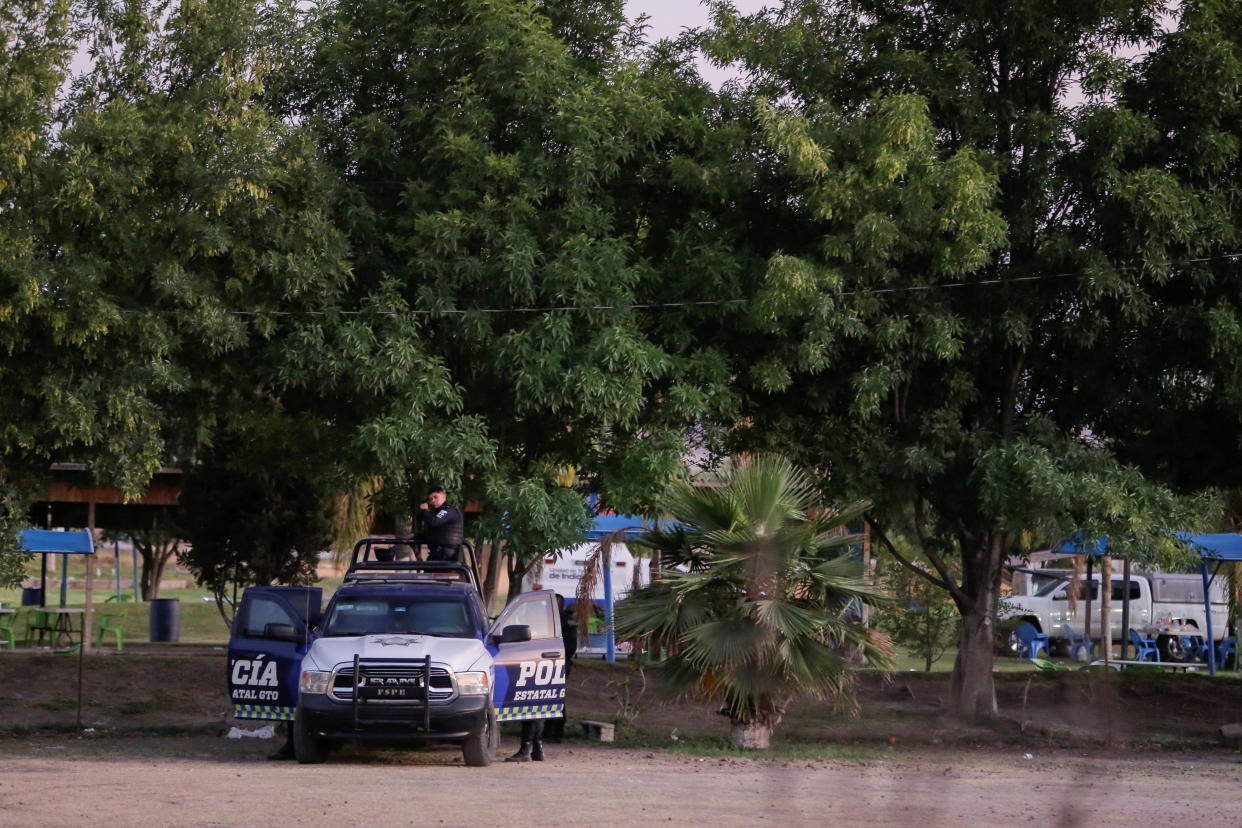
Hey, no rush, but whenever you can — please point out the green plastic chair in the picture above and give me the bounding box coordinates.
[96,610,126,651]
[24,609,53,646]
[0,611,16,649]
[1032,657,1070,672]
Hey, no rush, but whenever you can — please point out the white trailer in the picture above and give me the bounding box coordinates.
[524,542,651,606]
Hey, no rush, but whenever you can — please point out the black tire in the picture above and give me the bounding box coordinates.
[462,706,497,767]
[1159,634,1192,663]
[293,708,329,764]
[1006,628,1022,655]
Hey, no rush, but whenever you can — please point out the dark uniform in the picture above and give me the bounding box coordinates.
[507,595,576,761]
[418,500,463,561]
[543,596,577,742]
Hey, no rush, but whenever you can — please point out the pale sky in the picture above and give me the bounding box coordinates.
[623,1,776,42]
[624,0,773,85]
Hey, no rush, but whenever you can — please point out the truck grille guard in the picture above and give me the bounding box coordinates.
[342,654,439,733]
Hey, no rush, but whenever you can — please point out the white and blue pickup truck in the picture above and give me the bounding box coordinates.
[227,537,567,765]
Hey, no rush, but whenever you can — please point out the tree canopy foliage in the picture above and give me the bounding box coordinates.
[0,0,348,584]
[177,408,338,623]
[262,0,736,578]
[704,0,1242,713]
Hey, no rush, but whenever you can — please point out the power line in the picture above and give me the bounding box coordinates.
[106,250,1242,317]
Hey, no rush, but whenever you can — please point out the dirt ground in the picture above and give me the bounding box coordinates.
[1,737,1240,826]
[2,651,1242,825]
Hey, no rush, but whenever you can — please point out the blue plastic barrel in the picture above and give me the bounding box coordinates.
[149,598,181,642]
[21,587,44,606]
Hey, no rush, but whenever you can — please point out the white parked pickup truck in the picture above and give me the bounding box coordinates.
[1002,571,1229,661]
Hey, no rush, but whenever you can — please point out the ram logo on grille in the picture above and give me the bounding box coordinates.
[361,676,424,687]
[330,665,453,701]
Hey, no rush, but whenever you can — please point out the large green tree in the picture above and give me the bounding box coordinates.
[0,0,83,584]
[705,0,1232,715]
[270,0,733,572]
[0,0,349,585]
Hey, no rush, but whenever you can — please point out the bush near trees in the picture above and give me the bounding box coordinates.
[874,545,960,673]
[616,456,892,749]
[176,413,338,625]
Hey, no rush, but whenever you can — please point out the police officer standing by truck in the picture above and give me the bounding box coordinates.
[543,594,577,742]
[418,486,463,561]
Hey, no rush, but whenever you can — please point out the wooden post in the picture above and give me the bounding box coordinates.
[1120,558,1132,659]
[85,501,95,654]
[1100,556,1111,665]
[1084,555,1093,657]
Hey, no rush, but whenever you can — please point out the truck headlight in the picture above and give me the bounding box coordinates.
[300,670,332,695]
[456,671,490,696]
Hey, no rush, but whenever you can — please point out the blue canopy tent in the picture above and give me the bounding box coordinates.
[19,528,95,726]
[1050,531,1240,675]
[19,528,95,608]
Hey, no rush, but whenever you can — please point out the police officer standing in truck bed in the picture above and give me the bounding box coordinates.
[418,486,463,561]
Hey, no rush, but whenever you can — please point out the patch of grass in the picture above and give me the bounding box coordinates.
[150,689,176,708]
[0,722,84,736]
[118,689,179,715]
[35,695,76,712]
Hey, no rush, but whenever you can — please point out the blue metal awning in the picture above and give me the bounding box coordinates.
[20,529,94,555]
[19,529,95,609]
[585,513,653,541]
[1049,529,1241,675]
[1175,532,1242,561]
[1052,530,1242,562]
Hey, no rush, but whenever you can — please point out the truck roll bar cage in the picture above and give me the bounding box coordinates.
[346,537,482,593]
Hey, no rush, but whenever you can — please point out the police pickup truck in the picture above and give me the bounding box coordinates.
[227,537,567,765]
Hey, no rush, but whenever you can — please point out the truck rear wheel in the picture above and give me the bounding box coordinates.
[1159,634,1192,663]
[293,707,330,764]
[462,707,497,767]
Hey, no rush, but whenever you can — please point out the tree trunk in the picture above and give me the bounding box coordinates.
[1100,555,1112,663]
[949,601,998,717]
[730,722,771,749]
[507,553,538,603]
[948,533,1005,717]
[480,540,503,613]
[138,539,177,601]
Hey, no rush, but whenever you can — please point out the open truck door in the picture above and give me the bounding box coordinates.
[227,586,322,721]
[487,589,565,722]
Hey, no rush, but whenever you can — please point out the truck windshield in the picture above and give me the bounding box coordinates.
[322,597,474,638]
[1033,577,1069,597]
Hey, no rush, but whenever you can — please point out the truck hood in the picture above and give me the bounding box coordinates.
[305,634,489,672]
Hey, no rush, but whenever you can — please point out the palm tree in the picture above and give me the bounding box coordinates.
[616,455,892,748]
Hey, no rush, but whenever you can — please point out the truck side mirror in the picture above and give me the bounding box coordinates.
[264,622,301,642]
[494,624,532,645]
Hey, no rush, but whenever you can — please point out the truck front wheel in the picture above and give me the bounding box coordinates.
[462,707,497,767]
[293,707,330,764]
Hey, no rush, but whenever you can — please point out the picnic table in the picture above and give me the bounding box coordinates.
[40,607,84,649]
